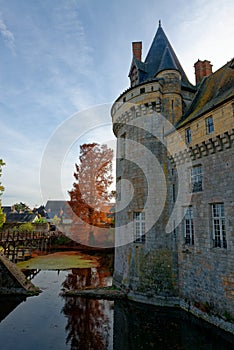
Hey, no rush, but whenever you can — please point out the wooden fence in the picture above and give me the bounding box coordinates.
[0,230,54,262]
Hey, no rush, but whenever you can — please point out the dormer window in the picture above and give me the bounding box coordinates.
[130,66,138,87]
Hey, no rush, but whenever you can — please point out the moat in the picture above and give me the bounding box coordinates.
[0,252,233,350]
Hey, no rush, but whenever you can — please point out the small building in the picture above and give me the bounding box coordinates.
[45,200,72,223]
[3,210,38,223]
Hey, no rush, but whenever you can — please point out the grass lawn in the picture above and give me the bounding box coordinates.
[17,251,98,270]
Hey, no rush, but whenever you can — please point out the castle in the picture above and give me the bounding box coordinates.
[111,22,234,333]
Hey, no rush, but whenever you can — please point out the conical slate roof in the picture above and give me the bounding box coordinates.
[135,22,195,89]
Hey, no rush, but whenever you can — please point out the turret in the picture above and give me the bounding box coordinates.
[156,69,182,125]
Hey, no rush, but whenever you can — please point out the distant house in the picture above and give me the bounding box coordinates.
[4,212,38,223]
[33,205,48,218]
[2,206,12,216]
[45,200,73,223]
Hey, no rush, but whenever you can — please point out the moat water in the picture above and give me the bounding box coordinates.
[0,254,233,350]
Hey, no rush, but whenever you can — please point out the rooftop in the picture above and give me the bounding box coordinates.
[130,22,195,90]
[177,58,234,128]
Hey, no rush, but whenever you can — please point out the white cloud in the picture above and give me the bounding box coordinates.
[1,0,233,208]
[169,0,234,84]
[0,13,15,53]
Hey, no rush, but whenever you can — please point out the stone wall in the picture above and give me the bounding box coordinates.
[113,103,180,302]
[112,68,234,333]
[177,146,234,321]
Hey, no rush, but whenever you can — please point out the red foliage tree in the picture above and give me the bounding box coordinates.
[68,143,113,246]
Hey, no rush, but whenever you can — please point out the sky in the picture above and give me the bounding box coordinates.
[0,0,233,208]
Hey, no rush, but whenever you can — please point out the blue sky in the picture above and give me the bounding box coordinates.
[0,0,233,207]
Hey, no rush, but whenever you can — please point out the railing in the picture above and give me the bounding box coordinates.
[0,230,54,262]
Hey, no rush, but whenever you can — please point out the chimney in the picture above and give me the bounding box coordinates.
[132,41,142,61]
[194,59,213,85]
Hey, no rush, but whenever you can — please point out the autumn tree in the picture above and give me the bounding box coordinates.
[0,159,6,228]
[12,202,31,213]
[68,143,113,246]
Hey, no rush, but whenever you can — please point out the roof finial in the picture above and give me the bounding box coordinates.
[159,19,161,27]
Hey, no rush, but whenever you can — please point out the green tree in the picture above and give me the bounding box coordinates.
[13,202,31,213]
[17,222,33,233]
[0,159,6,228]
[34,214,47,223]
[51,215,61,226]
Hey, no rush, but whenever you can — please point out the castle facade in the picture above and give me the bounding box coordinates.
[111,22,234,333]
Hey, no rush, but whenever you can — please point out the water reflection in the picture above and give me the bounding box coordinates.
[0,296,25,322]
[114,300,234,350]
[63,297,113,350]
[0,252,233,350]
[61,266,113,349]
[61,267,112,292]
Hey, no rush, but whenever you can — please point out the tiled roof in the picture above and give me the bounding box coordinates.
[45,200,72,219]
[2,206,12,215]
[131,56,147,72]
[176,59,234,128]
[6,212,37,223]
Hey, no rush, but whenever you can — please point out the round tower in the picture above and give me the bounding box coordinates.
[111,23,194,302]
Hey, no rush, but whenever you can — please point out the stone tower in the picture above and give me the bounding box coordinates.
[111,22,196,303]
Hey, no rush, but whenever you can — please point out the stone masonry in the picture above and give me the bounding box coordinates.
[112,22,234,334]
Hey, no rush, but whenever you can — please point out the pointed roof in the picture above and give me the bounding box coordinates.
[132,22,195,90]
[157,45,178,72]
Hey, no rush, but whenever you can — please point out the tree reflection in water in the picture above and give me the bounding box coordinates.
[61,267,113,350]
[61,267,109,291]
[62,297,113,350]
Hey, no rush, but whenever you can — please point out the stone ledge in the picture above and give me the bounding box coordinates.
[180,299,234,335]
[127,291,180,308]
[61,285,234,335]
[61,287,127,300]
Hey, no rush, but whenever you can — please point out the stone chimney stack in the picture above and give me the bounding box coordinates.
[132,41,142,61]
[194,59,213,85]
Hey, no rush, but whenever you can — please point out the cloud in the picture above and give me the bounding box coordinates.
[40,103,115,203]
[1,0,233,208]
[166,0,234,84]
[0,13,15,53]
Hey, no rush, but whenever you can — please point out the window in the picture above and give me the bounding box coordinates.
[206,116,214,134]
[211,203,227,248]
[140,87,145,94]
[191,165,202,192]
[185,127,192,144]
[172,184,176,203]
[119,133,126,159]
[134,212,145,243]
[130,66,138,87]
[116,176,121,201]
[184,207,194,245]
